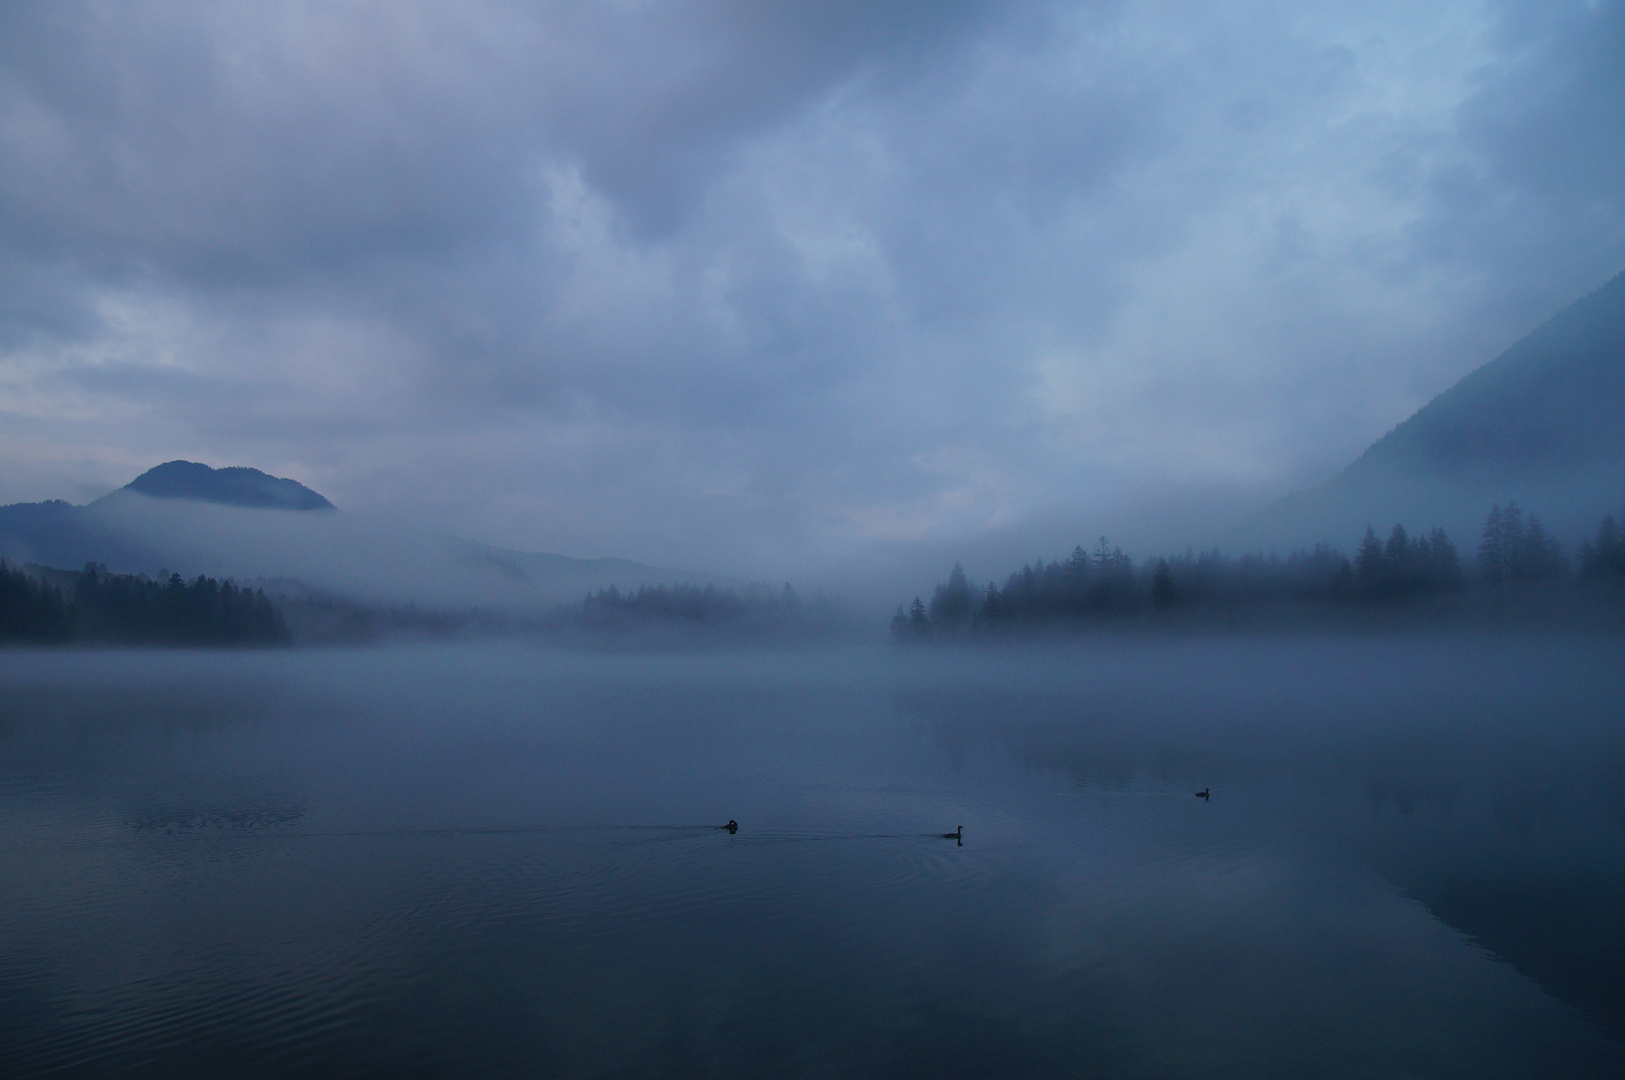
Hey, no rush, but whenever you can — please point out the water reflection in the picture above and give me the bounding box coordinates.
[0,639,1621,1077]
[906,636,1625,1040]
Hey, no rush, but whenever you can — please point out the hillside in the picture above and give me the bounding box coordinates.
[0,499,164,572]
[1243,270,1625,550]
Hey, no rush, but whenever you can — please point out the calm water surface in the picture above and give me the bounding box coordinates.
[1,637,1623,1078]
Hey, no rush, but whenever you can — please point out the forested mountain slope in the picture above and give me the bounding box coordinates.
[1244,270,1625,550]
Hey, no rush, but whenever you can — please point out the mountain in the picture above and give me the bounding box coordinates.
[105,460,335,511]
[1243,270,1625,551]
[1,461,332,570]
[0,498,164,572]
[0,462,695,607]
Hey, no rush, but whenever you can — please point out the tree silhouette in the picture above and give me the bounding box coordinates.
[0,560,72,643]
[1579,514,1625,581]
[928,563,974,629]
[1514,515,1567,579]
[1152,558,1175,608]
[908,597,929,635]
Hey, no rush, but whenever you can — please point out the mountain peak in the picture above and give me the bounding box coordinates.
[116,461,335,511]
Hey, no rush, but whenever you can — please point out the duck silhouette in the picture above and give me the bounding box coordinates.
[1194,788,1210,799]
[722,819,738,834]
[942,825,963,845]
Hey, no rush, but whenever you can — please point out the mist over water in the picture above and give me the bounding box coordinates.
[1,638,1622,1078]
[5,3,1624,1075]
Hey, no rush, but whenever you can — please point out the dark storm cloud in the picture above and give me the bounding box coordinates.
[1,1,1622,580]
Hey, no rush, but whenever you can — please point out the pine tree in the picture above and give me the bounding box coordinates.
[0,560,73,643]
[1580,514,1625,581]
[929,563,974,628]
[1477,505,1508,583]
[907,596,929,635]
[1421,528,1463,590]
[1499,503,1527,575]
[1515,515,1567,579]
[1356,526,1387,591]
[1152,558,1175,608]
[1092,536,1114,572]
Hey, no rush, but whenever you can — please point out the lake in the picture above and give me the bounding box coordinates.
[2,636,1623,1078]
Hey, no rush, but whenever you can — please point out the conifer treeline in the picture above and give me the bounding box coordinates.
[0,561,289,645]
[576,581,846,639]
[893,502,1625,637]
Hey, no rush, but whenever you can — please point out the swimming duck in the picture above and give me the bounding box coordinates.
[942,825,963,843]
[723,819,738,834]
[1194,788,1210,799]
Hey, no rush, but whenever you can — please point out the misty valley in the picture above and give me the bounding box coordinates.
[7,492,1625,648]
[1,640,1622,1078]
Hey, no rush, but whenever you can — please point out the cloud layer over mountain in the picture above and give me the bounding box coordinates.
[2,1,1622,582]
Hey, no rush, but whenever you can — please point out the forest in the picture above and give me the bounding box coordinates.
[9,499,1623,648]
[894,503,1625,637]
[571,582,848,641]
[267,580,852,645]
[0,561,289,645]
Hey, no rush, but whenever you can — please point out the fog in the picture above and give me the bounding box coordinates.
[70,490,712,609]
[6,7,1625,1073]
[3,638,1623,1073]
[2,2,1623,576]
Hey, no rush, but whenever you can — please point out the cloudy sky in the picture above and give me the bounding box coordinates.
[1,1,1622,581]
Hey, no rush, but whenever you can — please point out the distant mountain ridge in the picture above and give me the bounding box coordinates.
[0,461,690,606]
[109,460,334,511]
[0,460,333,570]
[1243,270,1625,550]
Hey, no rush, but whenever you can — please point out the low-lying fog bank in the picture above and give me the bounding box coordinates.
[3,633,1623,1067]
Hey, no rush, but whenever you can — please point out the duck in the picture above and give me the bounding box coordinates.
[723,819,739,834]
[1194,788,1210,799]
[942,825,963,843]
